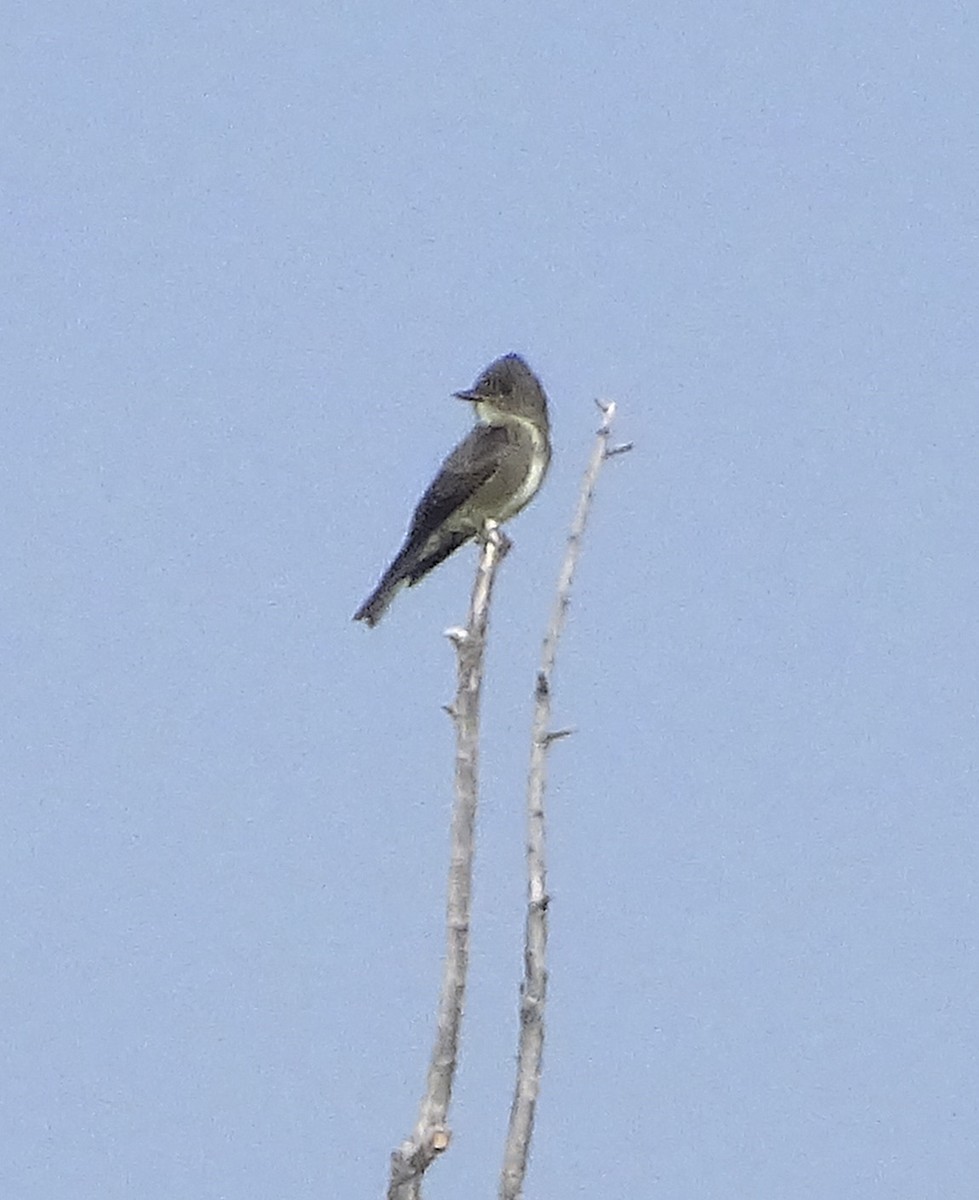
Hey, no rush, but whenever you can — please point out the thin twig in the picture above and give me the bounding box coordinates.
[388,525,509,1200]
[500,401,629,1199]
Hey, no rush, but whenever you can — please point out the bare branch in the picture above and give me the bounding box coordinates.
[542,728,574,745]
[500,401,626,1199]
[388,525,507,1199]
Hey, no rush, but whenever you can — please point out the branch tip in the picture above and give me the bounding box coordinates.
[544,727,574,745]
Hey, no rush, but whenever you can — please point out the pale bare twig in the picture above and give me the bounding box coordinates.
[388,525,510,1200]
[500,401,629,1199]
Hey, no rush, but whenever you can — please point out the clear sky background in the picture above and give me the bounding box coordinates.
[3,3,977,1197]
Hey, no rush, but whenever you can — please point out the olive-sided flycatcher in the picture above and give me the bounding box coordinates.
[354,353,551,626]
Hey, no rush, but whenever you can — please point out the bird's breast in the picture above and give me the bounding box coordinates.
[494,418,550,520]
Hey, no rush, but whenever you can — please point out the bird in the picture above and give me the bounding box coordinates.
[354,353,551,626]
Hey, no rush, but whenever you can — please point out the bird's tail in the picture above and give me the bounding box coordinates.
[353,529,472,627]
[353,560,409,626]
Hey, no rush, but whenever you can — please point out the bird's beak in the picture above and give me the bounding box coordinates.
[453,389,480,403]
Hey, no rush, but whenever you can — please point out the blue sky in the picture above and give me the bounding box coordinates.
[3,3,977,1196]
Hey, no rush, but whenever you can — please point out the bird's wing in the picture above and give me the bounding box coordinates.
[407,424,509,538]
